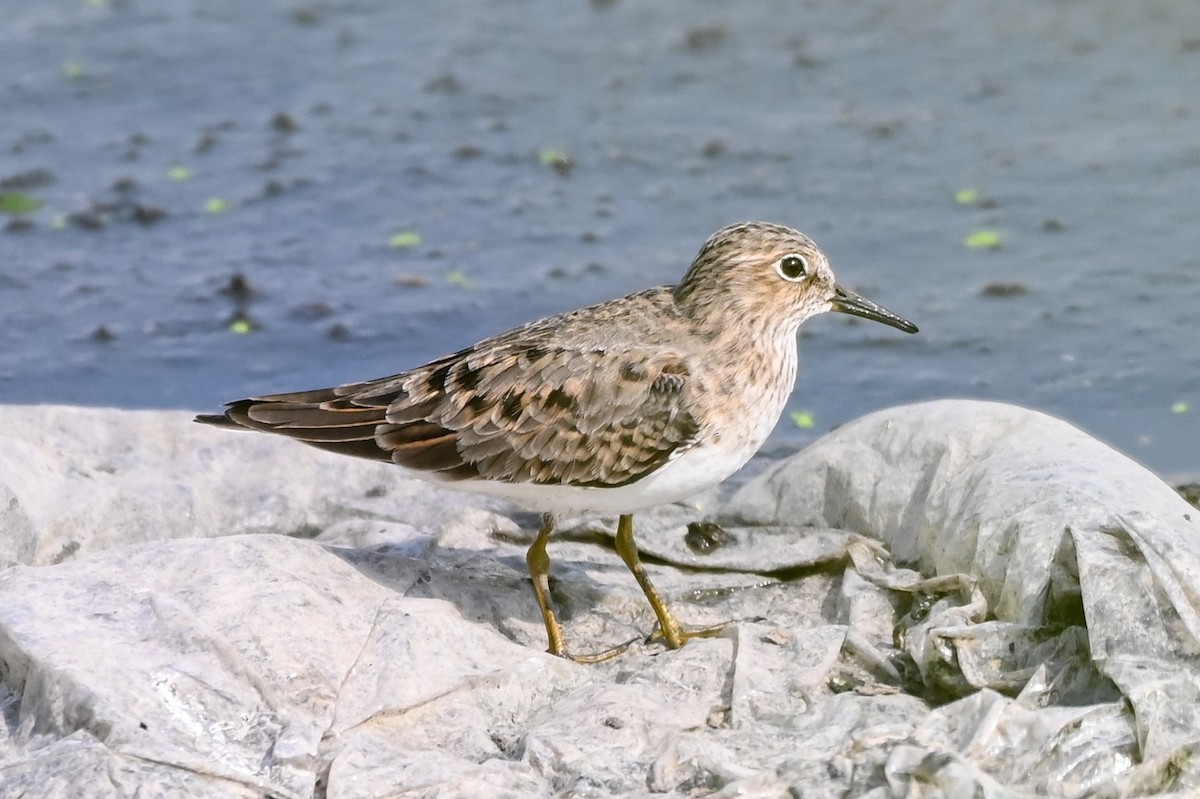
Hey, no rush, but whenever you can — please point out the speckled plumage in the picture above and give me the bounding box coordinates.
[198,221,917,659]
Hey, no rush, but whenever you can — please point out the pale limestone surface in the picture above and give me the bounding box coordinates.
[0,401,1196,798]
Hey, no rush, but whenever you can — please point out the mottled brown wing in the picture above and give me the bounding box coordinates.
[200,343,701,488]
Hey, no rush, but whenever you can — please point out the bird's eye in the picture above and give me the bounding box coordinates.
[776,254,809,281]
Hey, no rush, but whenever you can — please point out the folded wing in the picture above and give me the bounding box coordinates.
[198,343,701,489]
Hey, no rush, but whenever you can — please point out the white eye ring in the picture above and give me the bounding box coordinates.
[775,253,809,281]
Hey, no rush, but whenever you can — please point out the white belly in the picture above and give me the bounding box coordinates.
[415,440,757,516]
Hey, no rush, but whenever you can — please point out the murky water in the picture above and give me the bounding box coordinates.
[2,0,1197,474]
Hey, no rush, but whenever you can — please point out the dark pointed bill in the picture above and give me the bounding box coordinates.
[831,284,919,334]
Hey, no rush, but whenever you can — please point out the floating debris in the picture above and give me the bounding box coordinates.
[964,230,1002,250]
[228,317,254,334]
[538,148,574,177]
[0,193,43,214]
[270,112,299,134]
[981,282,1029,298]
[394,273,430,288]
[790,410,815,429]
[445,268,473,289]
[0,169,54,191]
[219,273,254,301]
[389,231,422,248]
[90,325,116,343]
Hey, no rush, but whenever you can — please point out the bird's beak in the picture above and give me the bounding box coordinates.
[831,284,918,334]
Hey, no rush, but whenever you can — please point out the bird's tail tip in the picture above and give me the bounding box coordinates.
[194,412,239,428]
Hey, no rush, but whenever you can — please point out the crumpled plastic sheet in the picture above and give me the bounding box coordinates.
[723,399,1200,796]
[0,400,1197,797]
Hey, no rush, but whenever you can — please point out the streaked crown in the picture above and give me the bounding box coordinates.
[674,221,837,332]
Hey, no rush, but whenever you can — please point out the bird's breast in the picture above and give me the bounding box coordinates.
[692,331,799,458]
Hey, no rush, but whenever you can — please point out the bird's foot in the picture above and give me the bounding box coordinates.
[646,619,728,650]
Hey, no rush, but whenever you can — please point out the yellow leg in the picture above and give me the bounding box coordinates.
[614,513,686,648]
[614,513,725,649]
[525,514,635,663]
[526,514,567,657]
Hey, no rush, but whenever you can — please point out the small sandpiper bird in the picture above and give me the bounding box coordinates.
[197,221,917,661]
